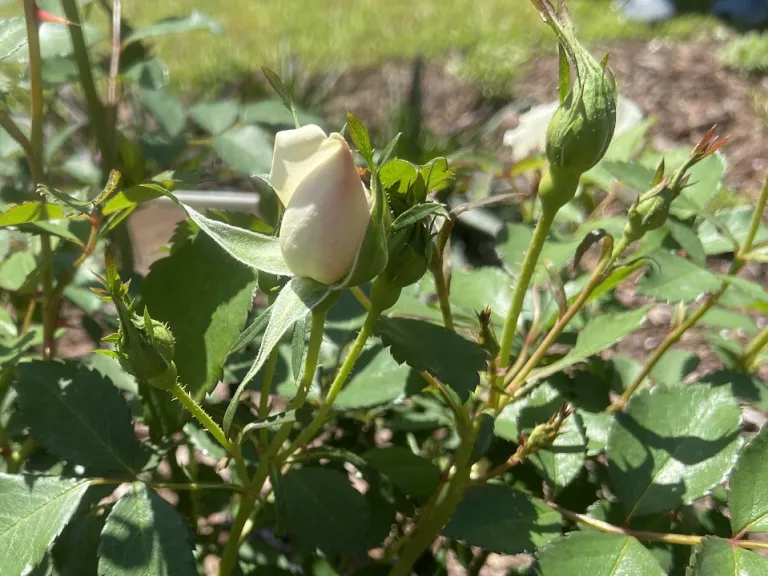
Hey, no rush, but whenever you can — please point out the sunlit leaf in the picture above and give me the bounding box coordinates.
[15,360,150,475]
[375,317,486,401]
[0,474,89,576]
[142,230,258,435]
[688,536,768,576]
[728,424,768,535]
[98,483,196,576]
[607,383,742,518]
[536,532,665,576]
[442,483,561,553]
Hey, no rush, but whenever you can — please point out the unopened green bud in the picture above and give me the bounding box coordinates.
[623,180,677,243]
[382,223,431,289]
[476,308,500,358]
[535,0,617,182]
[520,404,571,456]
[370,275,402,312]
[117,306,177,390]
[622,128,726,246]
[96,250,177,390]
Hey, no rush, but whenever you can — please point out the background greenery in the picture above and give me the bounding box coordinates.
[114,0,718,91]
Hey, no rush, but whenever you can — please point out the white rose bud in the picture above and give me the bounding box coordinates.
[270,125,370,285]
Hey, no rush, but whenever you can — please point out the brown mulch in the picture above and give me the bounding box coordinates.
[326,39,768,195]
[516,39,768,194]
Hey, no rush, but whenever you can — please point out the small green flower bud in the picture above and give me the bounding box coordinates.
[369,275,402,312]
[621,128,727,246]
[115,305,178,391]
[623,180,677,243]
[97,251,177,390]
[476,308,500,358]
[519,404,571,456]
[382,223,431,289]
[535,0,618,182]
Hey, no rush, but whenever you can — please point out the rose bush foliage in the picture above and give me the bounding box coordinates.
[0,2,766,576]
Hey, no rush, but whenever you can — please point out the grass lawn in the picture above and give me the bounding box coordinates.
[117,0,718,92]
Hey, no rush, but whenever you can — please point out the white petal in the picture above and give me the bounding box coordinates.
[279,138,370,284]
[269,124,331,206]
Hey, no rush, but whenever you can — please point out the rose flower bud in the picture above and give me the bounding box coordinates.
[270,125,371,285]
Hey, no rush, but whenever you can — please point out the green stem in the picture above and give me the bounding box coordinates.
[549,502,768,551]
[218,307,330,576]
[499,253,612,409]
[497,209,556,370]
[610,288,723,412]
[280,303,383,462]
[389,427,476,576]
[740,176,768,257]
[169,381,230,452]
[430,258,454,331]
[0,112,38,177]
[741,324,768,371]
[257,349,279,446]
[22,0,54,360]
[61,0,113,170]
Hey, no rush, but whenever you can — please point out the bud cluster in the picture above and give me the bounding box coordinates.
[93,252,177,390]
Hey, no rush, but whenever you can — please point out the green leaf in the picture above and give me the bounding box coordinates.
[140,88,186,138]
[582,119,655,188]
[676,152,725,214]
[281,467,369,556]
[420,157,452,192]
[0,250,36,292]
[335,345,413,409]
[0,328,42,366]
[0,474,89,576]
[689,537,768,575]
[719,276,768,312]
[380,158,418,192]
[0,202,68,227]
[182,203,291,276]
[374,317,486,401]
[142,230,258,435]
[98,483,196,576]
[636,250,722,303]
[15,360,149,475]
[376,133,401,169]
[601,160,655,192]
[496,223,580,283]
[607,383,742,518]
[698,207,768,256]
[364,446,440,500]
[0,18,28,60]
[495,382,586,493]
[123,11,222,46]
[346,112,374,167]
[728,424,768,535]
[449,267,512,325]
[189,100,240,135]
[213,125,273,175]
[261,67,296,118]
[229,307,271,356]
[649,349,700,386]
[667,218,706,266]
[224,276,331,435]
[530,306,652,383]
[391,202,443,231]
[536,532,665,576]
[442,484,561,554]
